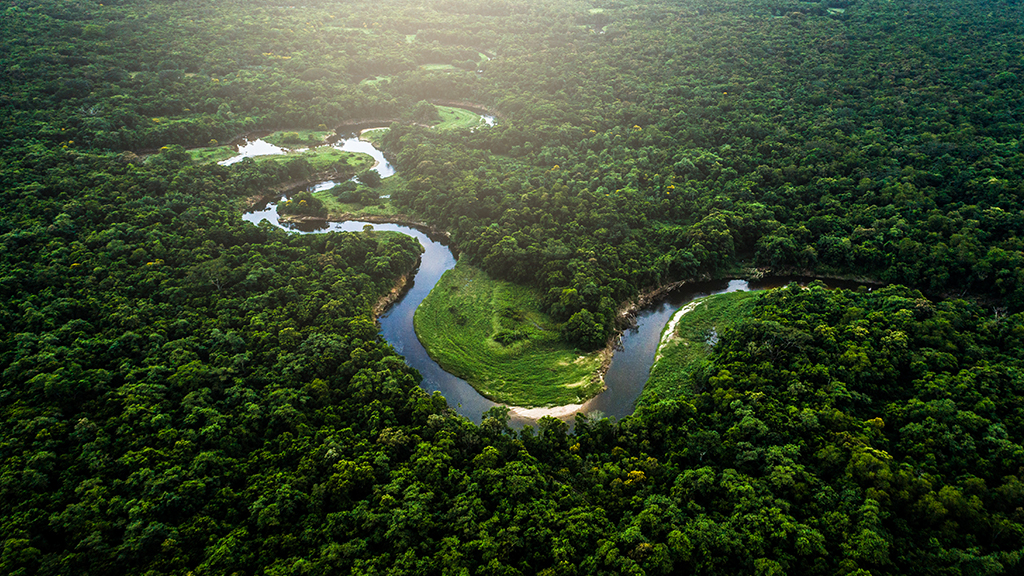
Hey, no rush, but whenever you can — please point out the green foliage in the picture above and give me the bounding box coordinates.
[277,191,327,217]
[412,100,442,124]
[3,0,1024,573]
[562,308,607,349]
[357,168,381,188]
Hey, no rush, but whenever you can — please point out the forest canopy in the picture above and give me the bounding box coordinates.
[2,0,1024,573]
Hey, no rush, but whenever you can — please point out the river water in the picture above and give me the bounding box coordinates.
[220,131,396,176]
[240,129,863,427]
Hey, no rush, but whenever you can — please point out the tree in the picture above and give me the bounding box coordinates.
[562,309,605,349]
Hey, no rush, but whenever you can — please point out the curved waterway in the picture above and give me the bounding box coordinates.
[242,134,865,427]
[220,131,396,176]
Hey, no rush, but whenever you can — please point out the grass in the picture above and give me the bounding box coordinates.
[434,105,488,130]
[360,128,388,147]
[415,262,605,406]
[359,75,392,85]
[640,291,761,406]
[254,147,374,172]
[189,130,371,170]
[420,63,457,71]
[314,193,400,218]
[313,174,408,217]
[262,130,330,148]
[188,146,236,164]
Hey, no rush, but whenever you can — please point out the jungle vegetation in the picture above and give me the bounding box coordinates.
[2,0,1024,573]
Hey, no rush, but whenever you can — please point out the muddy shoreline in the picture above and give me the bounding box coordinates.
[372,257,421,319]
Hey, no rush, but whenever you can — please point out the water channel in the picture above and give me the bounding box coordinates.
[240,130,866,427]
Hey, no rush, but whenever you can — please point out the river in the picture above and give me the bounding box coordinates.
[220,130,397,176]
[240,130,863,427]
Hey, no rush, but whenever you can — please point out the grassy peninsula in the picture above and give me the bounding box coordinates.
[415,262,604,406]
[641,290,761,406]
[434,105,491,130]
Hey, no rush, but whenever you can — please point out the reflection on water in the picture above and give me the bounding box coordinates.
[218,132,395,174]
[219,136,290,165]
[335,133,395,177]
[241,133,396,230]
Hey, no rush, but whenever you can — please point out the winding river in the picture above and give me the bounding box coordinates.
[241,130,864,427]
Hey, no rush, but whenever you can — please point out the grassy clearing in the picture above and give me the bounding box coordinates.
[262,130,330,148]
[313,174,408,217]
[434,105,487,130]
[360,128,388,146]
[320,198,399,218]
[640,291,761,406]
[415,262,604,406]
[314,193,399,218]
[420,63,458,71]
[188,146,236,164]
[254,147,374,172]
[359,75,392,85]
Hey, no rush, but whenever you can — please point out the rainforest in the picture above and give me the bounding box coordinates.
[3,0,1024,573]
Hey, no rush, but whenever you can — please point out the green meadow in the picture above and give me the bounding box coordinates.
[415,262,604,406]
[434,105,489,130]
[359,128,388,146]
[264,146,373,172]
[312,174,407,218]
[641,290,761,406]
[262,129,330,148]
[187,145,236,164]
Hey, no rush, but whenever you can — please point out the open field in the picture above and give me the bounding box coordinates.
[262,130,330,148]
[187,146,236,164]
[434,105,488,130]
[360,128,388,146]
[314,193,400,218]
[415,263,604,406]
[640,290,761,406]
[254,146,374,172]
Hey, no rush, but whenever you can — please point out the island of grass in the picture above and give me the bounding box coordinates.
[359,127,388,147]
[262,129,330,148]
[415,262,604,407]
[640,290,761,406]
[264,146,374,172]
[312,174,408,219]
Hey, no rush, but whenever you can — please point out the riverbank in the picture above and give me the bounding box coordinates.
[641,290,761,406]
[373,258,420,318]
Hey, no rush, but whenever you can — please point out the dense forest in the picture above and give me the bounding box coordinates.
[2,0,1024,573]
